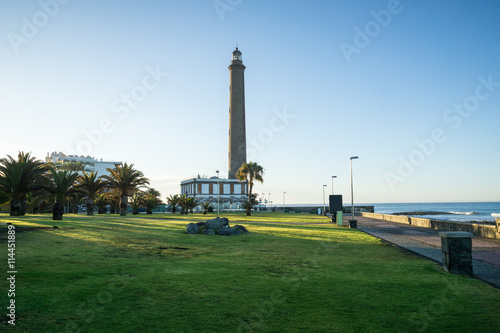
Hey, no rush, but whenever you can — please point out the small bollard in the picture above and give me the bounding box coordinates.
[438,231,473,276]
[348,220,357,229]
[337,211,343,226]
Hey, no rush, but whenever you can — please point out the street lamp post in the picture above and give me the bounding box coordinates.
[331,176,337,195]
[283,192,286,212]
[350,156,359,221]
[216,170,220,218]
[322,185,327,216]
[262,192,266,210]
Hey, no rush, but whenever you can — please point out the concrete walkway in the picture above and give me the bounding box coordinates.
[343,215,500,289]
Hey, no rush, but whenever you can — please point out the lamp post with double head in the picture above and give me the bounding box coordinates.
[331,176,337,195]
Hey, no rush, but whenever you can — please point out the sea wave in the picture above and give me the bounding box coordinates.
[491,213,500,217]
[449,211,478,215]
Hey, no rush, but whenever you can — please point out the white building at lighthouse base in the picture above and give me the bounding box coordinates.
[180,177,248,211]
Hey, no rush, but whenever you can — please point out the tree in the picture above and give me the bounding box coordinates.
[187,197,199,214]
[103,163,150,216]
[130,193,144,215]
[26,191,47,214]
[146,187,161,198]
[236,161,264,216]
[179,195,199,215]
[107,188,121,214]
[201,201,212,215]
[0,189,12,212]
[167,194,181,214]
[0,152,49,216]
[75,171,108,216]
[42,168,79,220]
[0,190,10,206]
[95,193,109,214]
[144,188,162,214]
[241,194,258,213]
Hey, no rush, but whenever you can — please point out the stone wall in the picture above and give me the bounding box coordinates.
[361,212,500,240]
[409,217,432,228]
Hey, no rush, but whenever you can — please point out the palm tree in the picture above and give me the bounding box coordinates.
[95,193,109,214]
[201,201,212,215]
[186,197,199,214]
[236,161,265,216]
[178,195,199,215]
[107,188,121,214]
[144,188,162,214]
[167,194,181,214]
[0,190,9,206]
[241,194,258,213]
[146,188,161,198]
[130,193,144,215]
[179,195,188,214]
[103,163,150,216]
[42,168,79,220]
[75,171,108,216]
[0,152,49,216]
[26,191,47,214]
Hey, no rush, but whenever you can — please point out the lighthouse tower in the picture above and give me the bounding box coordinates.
[228,47,247,179]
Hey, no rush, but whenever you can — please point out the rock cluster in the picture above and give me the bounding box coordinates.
[186,217,249,236]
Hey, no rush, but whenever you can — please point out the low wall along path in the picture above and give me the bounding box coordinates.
[360,213,500,240]
[351,214,500,288]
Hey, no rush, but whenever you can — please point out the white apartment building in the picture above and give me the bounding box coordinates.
[45,152,122,177]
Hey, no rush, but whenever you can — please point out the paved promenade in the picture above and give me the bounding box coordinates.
[342,215,500,288]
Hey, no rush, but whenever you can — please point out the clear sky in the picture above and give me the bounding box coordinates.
[1,0,499,205]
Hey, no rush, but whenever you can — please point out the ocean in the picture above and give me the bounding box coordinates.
[369,202,500,223]
[286,202,500,223]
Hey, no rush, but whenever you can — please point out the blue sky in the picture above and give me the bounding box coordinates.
[1,0,499,204]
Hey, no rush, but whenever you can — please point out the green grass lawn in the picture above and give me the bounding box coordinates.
[1,212,499,332]
[132,211,331,223]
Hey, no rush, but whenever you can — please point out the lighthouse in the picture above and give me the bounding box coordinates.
[180,48,249,209]
[228,47,247,179]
